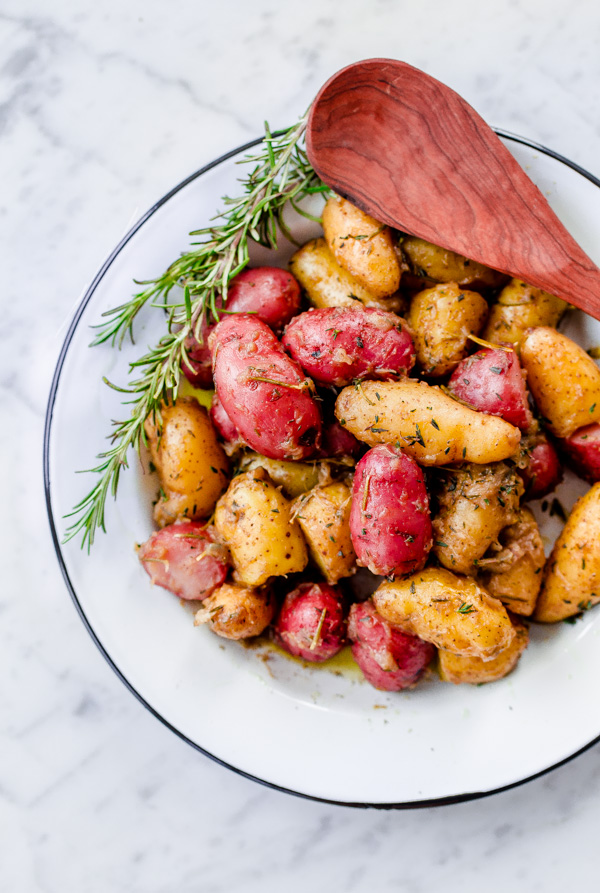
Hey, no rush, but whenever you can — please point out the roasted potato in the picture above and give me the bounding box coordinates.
[519,433,563,499]
[534,483,600,622]
[138,521,229,601]
[194,582,275,639]
[477,507,545,616]
[482,278,568,348]
[214,467,308,586]
[373,568,515,660]
[401,236,506,290]
[145,397,229,526]
[282,305,415,386]
[237,452,330,499]
[210,394,245,456]
[274,582,346,662]
[561,422,600,482]
[350,444,432,577]
[408,282,488,377]
[335,379,521,466]
[520,327,600,438]
[289,238,402,312]
[432,462,523,574]
[222,266,301,331]
[447,347,533,431]
[322,196,401,299]
[439,618,529,684]
[211,315,322,460]
[292,481,356,584]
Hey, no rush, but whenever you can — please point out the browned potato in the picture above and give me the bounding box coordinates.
[439,618,529,684]
[402,236,506,290]
[194,583,275,639]
[520,327,600,438]
[408,282,489,377]
[145,397,229,527]
[322,196,401,299]
[477,507,544,616]
[482,279,568,348]
[335,379,521,466]
[373,568,515,660]
[214,467,308,587]
[292,481,356,583]
[289,238,403,312]
[432,463,523,574]
[237,452,332,499]
[534,483,600,622]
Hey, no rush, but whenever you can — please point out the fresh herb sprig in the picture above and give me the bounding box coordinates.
[65,112,329,550]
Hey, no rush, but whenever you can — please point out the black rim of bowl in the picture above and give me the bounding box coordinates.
[44,130,600,809]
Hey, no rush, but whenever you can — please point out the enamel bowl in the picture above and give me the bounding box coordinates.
[45,132,600,807]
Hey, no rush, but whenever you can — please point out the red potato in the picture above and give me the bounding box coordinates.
[275,582,346,662]
[211,315,322,460]
[561,423,600,482]
[181,267,302,387]
[520,435,563,499]
[138,522,229,601]
[282,306,415,387]
[350,444,433,578]
[447,347,533,431]
[348,601,434,691]
[320,416,363,459]
[210,393,245,453]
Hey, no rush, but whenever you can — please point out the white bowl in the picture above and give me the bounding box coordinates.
[45,131,600,807]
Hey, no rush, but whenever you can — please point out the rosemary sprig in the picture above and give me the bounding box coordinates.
[65,112,329,550]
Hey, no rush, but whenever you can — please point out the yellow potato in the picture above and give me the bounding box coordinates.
[214,467,308,587]
[439,619,529,684]
[402,236,506,290]
[322,196,401,299]
[432,463,523,574]
[520,327,600,438]
[482,279,568,348]
[335,379,521,466]
[292,481,356,583]
[237,452,333,499]
[373,568,515,660]
[478,507,544,616]
[408,282,489,377]
[289,238,404,312]
[144,397,229,526]
[194,583,275,640]
[534,483,600,622]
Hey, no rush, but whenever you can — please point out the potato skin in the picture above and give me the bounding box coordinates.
[534,483,600,622]
[274,582,346,662]
[350,444,432,577]
[211,315,321,460]
[282,306,415,386]
[478,507,544,617]
[194,583,275,639]
[210,394,245,456]
[373,569,515,660]
[519,434,563,499]
[447,347,533,431]
[520,327,600,438]
[482,278,568,348]
[401,236,506,290]
[138,521,229,601]
[145,397,229,526]
[408,283,489,378]
[439,619,529,684]
[432,463,523,574]
[292,481,356,584]
[214,467,308,587]
[322,196,401,298]
[223,266,301,331]
[561,423,600,482]
[237,452,330,499]
[335,379,521,466]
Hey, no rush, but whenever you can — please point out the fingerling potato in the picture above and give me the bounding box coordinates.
[401,236,507,291]
[477,507,544,616]
[520,327,600,438]
[194,582,275,639]
[335,379,521,465]
[292,480,356,584]
[534,483,600,622]
[214,467,308,586]
[482,278,568,348]
[439,619,529,684]
[237,452,330,499]
[322,196,401,298]
[373,568,515,660]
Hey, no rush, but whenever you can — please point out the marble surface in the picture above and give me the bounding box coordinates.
[3,0,600,889]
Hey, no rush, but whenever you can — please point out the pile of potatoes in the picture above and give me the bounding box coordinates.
[138,195,600,692]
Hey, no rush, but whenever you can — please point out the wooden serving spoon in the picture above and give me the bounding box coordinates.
[306,58,600,319]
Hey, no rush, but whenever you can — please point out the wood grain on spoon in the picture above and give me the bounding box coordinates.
[306,58,600,320]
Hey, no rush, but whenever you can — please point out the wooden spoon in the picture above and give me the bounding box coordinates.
[306,58,600,319]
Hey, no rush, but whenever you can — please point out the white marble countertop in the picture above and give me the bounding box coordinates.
[4,0,600,889]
